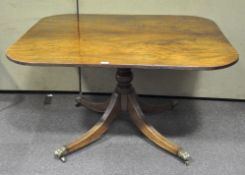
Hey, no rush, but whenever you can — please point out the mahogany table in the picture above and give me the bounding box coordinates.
[6,14,238,165]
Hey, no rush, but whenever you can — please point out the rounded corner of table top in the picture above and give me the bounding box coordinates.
[183,15,217,23]
[176,53,239,71]
[200,56,239,70]
[5,49,28,66]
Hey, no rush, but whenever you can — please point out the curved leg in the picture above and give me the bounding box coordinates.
[75,96,109,113]
[128,93,190,165]
[140,100,178,114]
[55,93,120,162]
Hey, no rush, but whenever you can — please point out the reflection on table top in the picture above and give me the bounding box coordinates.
[6,14,238,70]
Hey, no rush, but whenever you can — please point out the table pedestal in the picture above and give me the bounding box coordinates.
[54,68,191,164]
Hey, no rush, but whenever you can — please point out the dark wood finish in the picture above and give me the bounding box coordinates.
[6,14,238,70]
[76,97,109,113]
[66,93,120,154]
[58,69,189,163]
[128,93,180,155]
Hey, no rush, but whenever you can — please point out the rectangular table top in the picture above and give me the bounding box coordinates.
[6,14,238,70]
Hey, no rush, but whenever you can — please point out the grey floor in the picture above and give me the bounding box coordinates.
[0,93,244,175]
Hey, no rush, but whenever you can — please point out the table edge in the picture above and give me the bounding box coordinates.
[6,53,239,71]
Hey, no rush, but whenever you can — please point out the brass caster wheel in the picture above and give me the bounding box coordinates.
[54,146,68,163]
[177,149,191,166]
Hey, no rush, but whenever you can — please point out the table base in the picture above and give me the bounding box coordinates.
[54,68,191,165]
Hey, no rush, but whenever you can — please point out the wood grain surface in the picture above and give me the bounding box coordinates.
[6,14,238,70]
